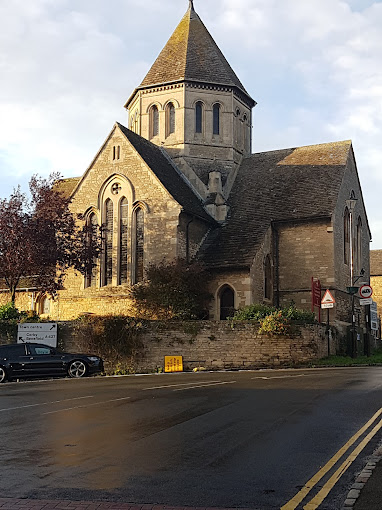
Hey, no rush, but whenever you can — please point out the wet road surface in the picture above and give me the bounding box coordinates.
[1,367,382,509]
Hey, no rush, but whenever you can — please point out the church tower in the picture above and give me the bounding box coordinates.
[124,1,256,206]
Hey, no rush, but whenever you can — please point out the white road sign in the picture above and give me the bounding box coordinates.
[321,289,335,309]
[17,323,58,347]
[360,298,373,306]
[359,285,373,299]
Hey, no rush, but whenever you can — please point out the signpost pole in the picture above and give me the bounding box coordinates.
[326,308,330,357]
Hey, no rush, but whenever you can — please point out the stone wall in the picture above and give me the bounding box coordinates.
[56,321,331,372]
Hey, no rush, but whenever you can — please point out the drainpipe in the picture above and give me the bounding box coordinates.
[273,224,280,308]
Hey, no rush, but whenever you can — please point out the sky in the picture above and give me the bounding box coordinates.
[1,0,382,247]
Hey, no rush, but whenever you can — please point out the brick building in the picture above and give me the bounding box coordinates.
[3,1,371,338]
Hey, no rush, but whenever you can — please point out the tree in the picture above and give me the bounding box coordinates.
[0,173,101,303]
[130,258,211,320]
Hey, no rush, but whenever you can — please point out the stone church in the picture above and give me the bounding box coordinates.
[6,1,371,333]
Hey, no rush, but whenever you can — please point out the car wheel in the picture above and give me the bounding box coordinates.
[68,360,88,378]
[0,366,7,383]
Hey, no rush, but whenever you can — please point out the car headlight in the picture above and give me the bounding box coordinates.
[87,356,100,362]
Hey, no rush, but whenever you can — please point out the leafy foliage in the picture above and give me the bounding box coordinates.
[258,311,291,336]
[130,258,212,320]
[231,303,316,336]
[69,315,146,374]
[0,302,20,320]
[0,174,101,301]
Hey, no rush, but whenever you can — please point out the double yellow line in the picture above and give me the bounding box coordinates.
[281,407,382,510]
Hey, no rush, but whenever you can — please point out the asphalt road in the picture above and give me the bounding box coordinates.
[1,367,382,510]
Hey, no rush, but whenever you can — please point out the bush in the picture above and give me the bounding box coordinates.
[0,302,20,320]
[130,258,211,320]
[230,303,276,321]
[258,311,291,336]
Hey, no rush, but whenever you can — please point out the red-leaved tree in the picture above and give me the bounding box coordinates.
[0,173,101,303]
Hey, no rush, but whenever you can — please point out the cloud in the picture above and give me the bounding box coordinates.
[0,0,382,247]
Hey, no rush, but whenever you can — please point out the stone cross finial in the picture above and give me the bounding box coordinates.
[189,0,194,10]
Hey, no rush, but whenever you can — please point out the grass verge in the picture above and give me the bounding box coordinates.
[308,351,382,367]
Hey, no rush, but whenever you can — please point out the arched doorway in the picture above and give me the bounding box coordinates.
[219,285,235,320]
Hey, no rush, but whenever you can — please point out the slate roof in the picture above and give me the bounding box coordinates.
[0,276,39,291]
[200,140,352,269]
[370,250,382,276]
[126,4,254,107]
[54,177,81,199]
[117,123,214,223]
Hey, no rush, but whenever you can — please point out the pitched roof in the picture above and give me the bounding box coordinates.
[126,4,254,106]
[54,177,81,199]
[117,123,214,223]
[370,250,382,276]
[200,140,352,268]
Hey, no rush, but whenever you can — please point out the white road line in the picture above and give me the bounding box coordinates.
[43,396,131,415]
[0,395,94,412]
[143,381,222,391]
[173,381,236,391]
[252,374,307,380]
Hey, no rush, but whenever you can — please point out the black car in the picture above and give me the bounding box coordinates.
[0,343,104,383]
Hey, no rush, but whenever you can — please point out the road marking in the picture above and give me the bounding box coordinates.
[252,375,307,380]
[143,381,222,391]
[0,395,94,412]
[173,381,236,391]
[43,396,131,414]
[304,416,382,509]
[281,406,382,510]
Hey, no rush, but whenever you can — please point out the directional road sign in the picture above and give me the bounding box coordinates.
[17,323,58,347]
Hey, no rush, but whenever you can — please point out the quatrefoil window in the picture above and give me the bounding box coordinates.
[111,183,122,195]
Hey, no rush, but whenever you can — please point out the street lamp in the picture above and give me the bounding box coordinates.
[346,191,358,358]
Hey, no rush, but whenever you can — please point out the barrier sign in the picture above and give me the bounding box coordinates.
[164,356,183,373]
[17,323,58,347]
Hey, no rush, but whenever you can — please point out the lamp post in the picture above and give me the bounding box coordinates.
[346,191,358,358]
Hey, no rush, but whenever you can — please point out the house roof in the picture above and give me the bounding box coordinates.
[117,123,214,223]
[126,4,254,107]
[200,140,353,269]
[54,177,81,199]
[371,250,382,276]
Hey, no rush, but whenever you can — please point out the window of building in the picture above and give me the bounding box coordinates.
[166,103,175,136]
[195,101,203,133]
[219,285,235,320]
[85,212,98,288]
[344,207,350,265]
[213,103,221,135]
[112,145,121,161]
[150,105,159,138]
[356,216,362,273]
[119,198,129,285]
[103,198,113,286]
[134,208,144,283]
[41,296,50,315]
[264,255,272,300]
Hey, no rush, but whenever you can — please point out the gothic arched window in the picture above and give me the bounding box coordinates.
[213,103,220,135]
[344,207,350,265]
[150,105,159,138]
[195,101,203,133]
[103,199,113,286]
[356,216,362,273]
[264,255,272,300]
[119,198,129,285]
[219,285,235,320]
[166,103,175,136]
[134,208,144,284]
[85,212,98,288]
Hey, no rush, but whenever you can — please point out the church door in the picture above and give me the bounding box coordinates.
[220,286,235,320]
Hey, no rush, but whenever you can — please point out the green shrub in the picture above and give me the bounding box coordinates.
[258,311,291,336]
[230,303,276,321]
[0,302,20,320]
[282,305,315,323]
